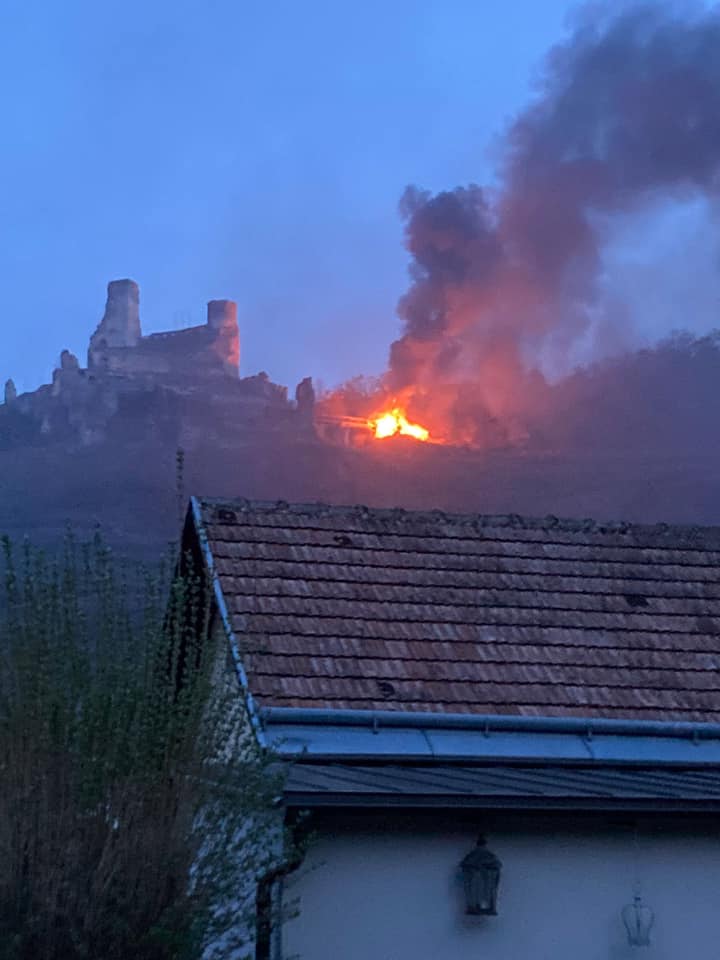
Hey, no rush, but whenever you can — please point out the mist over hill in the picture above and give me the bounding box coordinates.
[2,329,719,557]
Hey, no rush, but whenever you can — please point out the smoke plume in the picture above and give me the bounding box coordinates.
[388,1,720,444]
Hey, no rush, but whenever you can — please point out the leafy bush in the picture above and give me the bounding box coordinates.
[0,534,287,960]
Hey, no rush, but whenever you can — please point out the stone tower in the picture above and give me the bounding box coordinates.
[295,376,316,436]
[88,279,141,368]
[4,379,17,405]
[207,299,240,376]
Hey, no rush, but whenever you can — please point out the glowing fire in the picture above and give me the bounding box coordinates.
[369,408,430,442]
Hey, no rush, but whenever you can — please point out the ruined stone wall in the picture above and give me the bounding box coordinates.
[0,279,314,450]
[88,282,240,382]
[88,279,141,364]
[94,326,228,382]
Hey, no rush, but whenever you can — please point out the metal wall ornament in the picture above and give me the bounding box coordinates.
[622,892,655,947]
[460,836,502,916]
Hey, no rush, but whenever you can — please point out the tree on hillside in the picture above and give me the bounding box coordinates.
[0,534,296,960]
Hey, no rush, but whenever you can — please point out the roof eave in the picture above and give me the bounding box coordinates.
[282,792,720,813]
[189,495,266,749]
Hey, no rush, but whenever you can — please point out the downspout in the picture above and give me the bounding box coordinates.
[255,816,308,960]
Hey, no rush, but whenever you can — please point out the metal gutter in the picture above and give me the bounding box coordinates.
[190,496,266,748]
[260,707,720,740]
[261,707,720,765]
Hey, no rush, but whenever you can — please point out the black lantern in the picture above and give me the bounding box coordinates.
[622,893,654,947]
[460,836,502,915]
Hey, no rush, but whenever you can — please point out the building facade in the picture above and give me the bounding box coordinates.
[185,497,720,959]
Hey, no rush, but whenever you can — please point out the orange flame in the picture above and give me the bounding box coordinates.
[369,408,430,442]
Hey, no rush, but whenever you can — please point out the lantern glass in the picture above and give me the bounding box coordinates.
[460,837,502,915]
[622,894,654,947]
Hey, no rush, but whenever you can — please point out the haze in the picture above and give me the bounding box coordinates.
[0,0,672,394]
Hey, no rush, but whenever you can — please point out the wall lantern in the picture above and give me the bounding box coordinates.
[460,836,502,915]
[622,893,655,947]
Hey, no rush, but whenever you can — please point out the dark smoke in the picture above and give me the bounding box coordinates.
[390,1,720,444]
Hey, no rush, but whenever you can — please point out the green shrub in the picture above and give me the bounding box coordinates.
[0,534,287,960]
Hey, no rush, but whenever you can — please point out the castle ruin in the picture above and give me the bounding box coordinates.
[87,279,240,381]
[1,279,313,449]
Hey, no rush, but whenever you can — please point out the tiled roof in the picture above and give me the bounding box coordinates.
[191,497,720,722]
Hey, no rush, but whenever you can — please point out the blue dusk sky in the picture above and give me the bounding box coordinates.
[2,0,719,395]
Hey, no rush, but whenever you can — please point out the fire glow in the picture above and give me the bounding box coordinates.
[369,408,430,442]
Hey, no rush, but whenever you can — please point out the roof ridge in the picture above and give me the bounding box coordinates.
[195,495,720,544]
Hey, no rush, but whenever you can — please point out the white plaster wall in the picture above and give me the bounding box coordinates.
[282,815,720,960]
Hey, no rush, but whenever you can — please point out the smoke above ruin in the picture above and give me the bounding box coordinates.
[331,1,720,448]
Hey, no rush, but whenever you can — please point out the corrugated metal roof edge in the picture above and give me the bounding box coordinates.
[262,707,720,766]
[281,792,720,812]
[190,496,266,748]
[281,762,720,811]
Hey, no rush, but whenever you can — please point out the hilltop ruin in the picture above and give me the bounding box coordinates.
[1,279,313,449]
